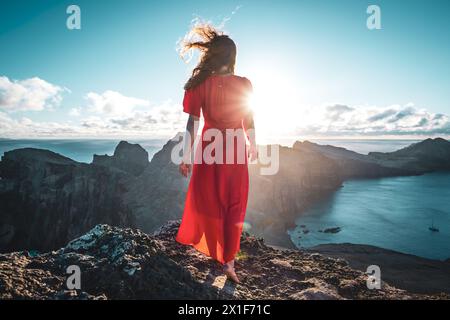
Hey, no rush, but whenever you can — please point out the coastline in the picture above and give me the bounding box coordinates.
[308,243,450,294]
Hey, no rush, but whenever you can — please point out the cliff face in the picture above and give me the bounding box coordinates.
[0,144,139,253]
[93,141,149,176]
[368,138,450,172]
[293,140,419,178]
[1,221,445,300]
[123,137,189,234]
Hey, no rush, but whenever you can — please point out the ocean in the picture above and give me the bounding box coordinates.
[1,138,449,260]
[0,139,167,163]
[289,172,450,260]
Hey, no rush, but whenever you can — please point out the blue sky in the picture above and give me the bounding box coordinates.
[0,0,449,139]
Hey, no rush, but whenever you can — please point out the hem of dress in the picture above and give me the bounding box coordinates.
[175,237,226,265]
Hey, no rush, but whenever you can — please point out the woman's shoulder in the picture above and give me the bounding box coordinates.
[218,75,252,89]
[233,75,253,89]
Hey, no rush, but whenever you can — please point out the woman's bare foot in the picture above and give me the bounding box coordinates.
[223,261,240,283]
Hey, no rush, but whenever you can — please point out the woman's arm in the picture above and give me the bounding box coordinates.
[179,114,199,177]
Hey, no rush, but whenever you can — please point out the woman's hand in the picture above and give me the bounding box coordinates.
[248,144,258,162]
[179,161,192,177]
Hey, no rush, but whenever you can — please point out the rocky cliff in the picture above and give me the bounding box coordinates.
[293,140,418,179]
[0,143,140,252]
[368,137,450,172]
[2,137,450,253]
[123,137,190,234]
[1,221,446,300]
[93,141,149,176]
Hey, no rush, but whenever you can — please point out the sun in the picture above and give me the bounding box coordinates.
[246,68,308,142]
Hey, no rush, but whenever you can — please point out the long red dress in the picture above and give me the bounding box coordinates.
[176,74,253,264]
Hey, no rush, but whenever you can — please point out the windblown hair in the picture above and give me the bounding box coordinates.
[182,24,236,90]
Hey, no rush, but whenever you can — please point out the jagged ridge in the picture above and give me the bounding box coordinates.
[0,221,447,300]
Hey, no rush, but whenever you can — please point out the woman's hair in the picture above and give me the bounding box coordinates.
[182,24,236,90]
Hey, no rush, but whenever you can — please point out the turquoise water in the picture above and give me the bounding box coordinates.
[289,172,450,260]
[0,139,165,163]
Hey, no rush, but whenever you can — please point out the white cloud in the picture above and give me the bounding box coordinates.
[0,100,187,138]
[293,103,450,137]
[79,99,186,137]
[85,90,150,116]
[0,111,80,137]
[0,76,65,112]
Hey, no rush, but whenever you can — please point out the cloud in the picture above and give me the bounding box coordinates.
[387,106,416,123]
[79,99,186,136]
[85,90,150,116]
[294,103,450,137]
[325,104,355,122]
[0,111,80,137]
[0,99,187,138]
[0,76,65,112]
[367,108,396,122]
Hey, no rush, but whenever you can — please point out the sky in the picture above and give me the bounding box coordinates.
[0,0,450,141]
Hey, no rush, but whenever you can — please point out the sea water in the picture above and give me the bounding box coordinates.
[0,139,166,163]
[289,172,450,260]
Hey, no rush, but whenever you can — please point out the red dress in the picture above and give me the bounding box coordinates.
[176,75,253,264]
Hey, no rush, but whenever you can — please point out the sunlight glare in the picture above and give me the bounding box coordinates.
[246,67,311,142]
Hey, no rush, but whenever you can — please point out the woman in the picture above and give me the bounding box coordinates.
[176,24,257,283]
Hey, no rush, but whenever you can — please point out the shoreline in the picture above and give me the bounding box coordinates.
[307,243,450,294]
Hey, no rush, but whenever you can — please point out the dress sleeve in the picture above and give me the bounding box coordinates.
[182,85,202,117]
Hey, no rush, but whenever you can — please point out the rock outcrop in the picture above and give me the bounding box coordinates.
[93,141,149,176]
[1,221,446,300]
[294,138,450,177]
[368,137,450,172]
[123,137,189,233]
[294,140,417,178]
[0,146,135,253]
